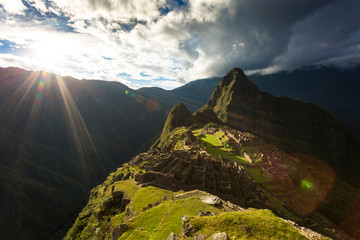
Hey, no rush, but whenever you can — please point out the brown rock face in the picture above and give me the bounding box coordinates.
[207,68,346,166]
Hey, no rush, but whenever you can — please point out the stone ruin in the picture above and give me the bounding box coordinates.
[133,149,270,209]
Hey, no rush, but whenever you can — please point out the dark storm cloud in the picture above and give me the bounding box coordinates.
[181,0,344,76]
[273,0,360,70]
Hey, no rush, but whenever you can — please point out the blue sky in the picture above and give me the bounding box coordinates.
[0,0,359,89]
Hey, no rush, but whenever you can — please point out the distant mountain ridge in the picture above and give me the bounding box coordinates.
[139,65,360,136]
[138,77,220,113]
[0,67,166,240]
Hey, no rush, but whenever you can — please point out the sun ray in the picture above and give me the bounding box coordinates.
[56,75,100,185]
[3,71,40,128]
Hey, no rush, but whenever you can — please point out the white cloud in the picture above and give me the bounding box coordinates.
[0,0,359,89]
[29,0,48,14]
[0,0,26,14]
[49,0,167,21]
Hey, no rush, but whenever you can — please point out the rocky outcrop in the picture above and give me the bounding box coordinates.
[210,232,228,240]
[96,190,129,220]
[194,107,223,126]
[159,103,196,142]
[111,223,128,240]
[207,68,346,166]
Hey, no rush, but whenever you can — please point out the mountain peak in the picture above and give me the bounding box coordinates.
[159,103,194,142]
[207,68,259,111]
[207,68,345,166]
[218,68,256,90]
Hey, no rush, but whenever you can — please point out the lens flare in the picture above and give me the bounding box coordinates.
[36,73,45,100]
[301,179,313,189]
[136,95,145,104]
[145,98,159,112]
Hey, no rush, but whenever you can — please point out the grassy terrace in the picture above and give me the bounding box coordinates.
[186,209,307,240]
[114,185,305,240]
[118,188,224,240]
[193,129,272,184]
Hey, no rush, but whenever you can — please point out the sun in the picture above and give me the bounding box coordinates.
[31,34,69,70]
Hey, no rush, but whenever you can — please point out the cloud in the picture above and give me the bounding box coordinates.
[49,0,168,21]
[0,0,26,14]
[272,0,360,70]
[0,0,359,89]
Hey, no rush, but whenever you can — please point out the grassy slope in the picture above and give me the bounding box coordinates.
[193,129,272,183]
[187,209,307,240]
[66,167,308,240]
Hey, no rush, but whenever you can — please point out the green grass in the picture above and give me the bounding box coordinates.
[151,197,224,239]
[111,212,125,228]
[131,186,175,214]
[187,209,307,240]
[127,229,151,240]
[67,179,313,240]
[104,181,141,199]
[196,133,248,163]
[119,202,172,240]
[194,130,273,184]
[243,167,272,183]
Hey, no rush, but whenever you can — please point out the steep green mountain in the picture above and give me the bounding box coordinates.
[0,67,166,240]
[67,71,360,239]
[206,68,360,186]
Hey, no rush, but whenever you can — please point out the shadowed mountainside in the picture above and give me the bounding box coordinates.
[250,65,360,135]
[0,67,166,240]
[206,68,360,185]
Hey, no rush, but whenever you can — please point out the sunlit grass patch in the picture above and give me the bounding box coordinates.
[196,133,248,164]
[150,197,223,239]
[104,180,141,199]
[132,186,175,214]
[187,209,307,240]
[118,202,171,240]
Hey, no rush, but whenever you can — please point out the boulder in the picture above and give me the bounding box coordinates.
[210,232,228,240]
[200,196,221,206]
[193,233,205,240]
[167,232,178,240]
